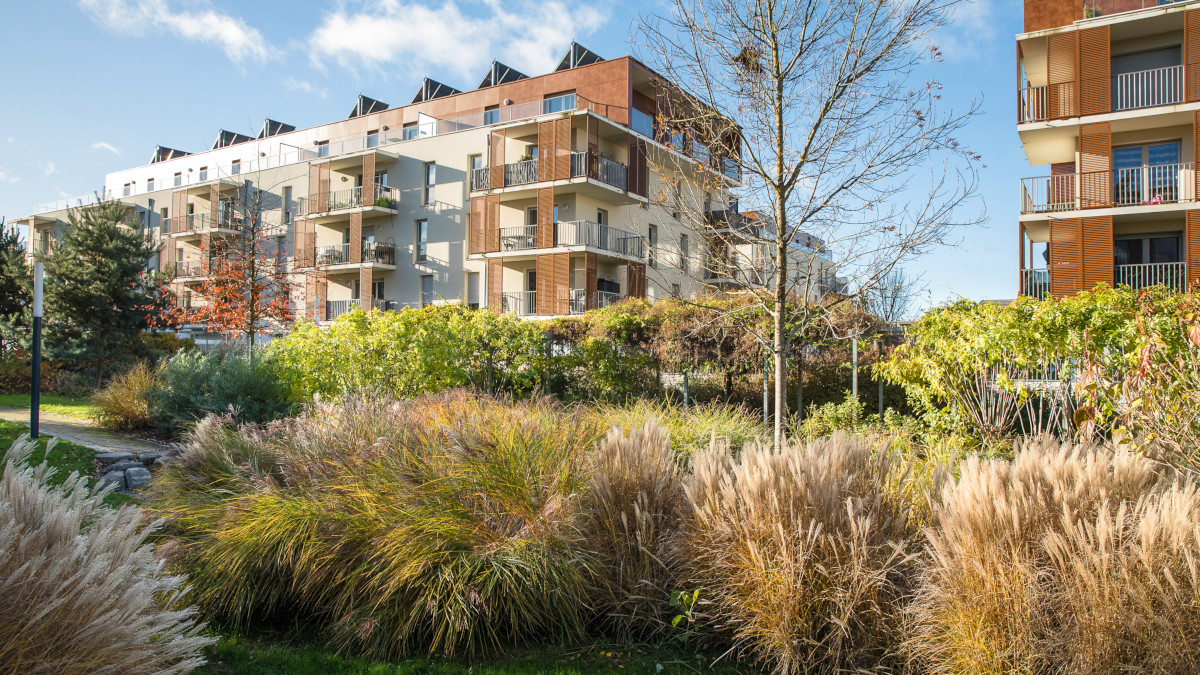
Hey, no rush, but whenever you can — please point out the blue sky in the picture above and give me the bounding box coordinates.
[0,0,1023,305]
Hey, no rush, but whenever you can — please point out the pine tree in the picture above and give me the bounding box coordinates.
[43,200,161,386]
[0,218,30,352]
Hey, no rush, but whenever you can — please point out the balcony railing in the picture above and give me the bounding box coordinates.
[1020,63,1187,122]
[315,243,351,266]
[504,159,539,187]
[1018,85,1047,124]
[569,152,629,190]
[501,291,536,316]
[1114,64,1184,111]
[471,167,490,191]
[1115,261,1186,291]
[300,184,397,215]
[326,299,355,321]
[500,225,538,251]
[568,289,625,314]
[1083,0,1187,20]
[164,210,239,235]
[1021,268,1051,300]
[556,220,645,258]
[174,260,203,277]
[1020,163,1192,213]
[372,299,397,312]
[314,240,396,267]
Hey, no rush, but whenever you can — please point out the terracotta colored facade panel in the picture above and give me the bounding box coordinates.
[536,254,554,315]
[553,117,571,180]
[350,212,362,264]
[626,262,647,299]
[485,194,500,253]
[1078,27,1110,117]
[469,196,485,255]
[538,121,555,182]
[1189,210,1200,290]
[486,258,503,309]
[537,187,555,248]
[1079,122,1111,209]
[552,252,570,315]
[1024,0,1079,32]
[1047,32,1079,120]
[1050,218,1083,298]
[584,252,598,311]
[489,130,506,189]
[1188,10,1200,102]
[1081,216,1113,289]
[362,155,376,202]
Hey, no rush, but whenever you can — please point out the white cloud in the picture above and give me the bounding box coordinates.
[284,76,328,99]
[308,0,608,80]
[91,141,122,155]
[0,167,20,183]
[43,161,58,176]
[935,0,997,61]
[78,0,276,64]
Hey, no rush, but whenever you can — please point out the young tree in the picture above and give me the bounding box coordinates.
[637,0,982,445]
[171,179,296,350]
[0,218,30,351]
[43,200,161,386]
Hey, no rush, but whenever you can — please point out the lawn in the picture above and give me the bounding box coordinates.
[0,394,101,421]
[0,420,136,507]
[201,636,759,675]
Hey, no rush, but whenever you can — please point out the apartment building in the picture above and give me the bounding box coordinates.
[1018,0,1200,298]
[18,43,832,331]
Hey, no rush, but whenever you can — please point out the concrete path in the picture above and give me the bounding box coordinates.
[0,407,170,455]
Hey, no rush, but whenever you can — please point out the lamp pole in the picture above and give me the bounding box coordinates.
[31,262,43,439]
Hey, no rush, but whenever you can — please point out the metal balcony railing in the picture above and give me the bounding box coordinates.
[555,220,645,258]
[1018,85,1047,123]
[1114,64,1184,111]
[1115,261,1186,291]
[299,184,397,215]
[568,152,629,190]
[504,159,539,186]
[372,299,397,312]
[501,291,536,315]
[568,289,625,314]
[326,299,355,321]
[1020,163,1192,213]
[1020,63,1188,122]
[1021,268,1051,300]
[362,240,396,265]
[499,225,538,251]
[164,210,238,235]
[174,260,203,277]
[315,243,351,266]
[470,167,490,191]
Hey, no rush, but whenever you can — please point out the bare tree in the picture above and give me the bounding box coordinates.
[636,0,982,445]
[862,268,920,326]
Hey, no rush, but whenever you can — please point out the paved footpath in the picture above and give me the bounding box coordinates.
[0,407,169,455]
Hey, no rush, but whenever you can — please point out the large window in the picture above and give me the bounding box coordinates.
[423,162,436,206]
[543,92,575,114]
[415,219,428,262]
[1113,142,1180,205]
[421,275,434,307]
[1115,233,1182,266]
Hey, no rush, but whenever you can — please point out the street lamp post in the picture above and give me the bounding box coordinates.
[31,263,43,439]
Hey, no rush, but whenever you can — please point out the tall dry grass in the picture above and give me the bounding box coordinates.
[0,436,213,673]
[907,436,1200,674]
[92,360,158,430]
[148,392,606,659]
[672,432,942,673]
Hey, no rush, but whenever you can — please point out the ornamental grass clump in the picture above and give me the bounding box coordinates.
[907,436,1200,674]
[0,436,213,674]
[594,398,761,456]
[148,392,606,659]
[673,433,939,674]
[92,360,158,430]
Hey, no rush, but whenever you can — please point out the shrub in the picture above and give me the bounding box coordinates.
[0,436,213,672]
[147,349,294,436]
[92,361,158,430]
[907,436,1200,674]
[593,399,761,456]
[148,392,607,659]
[673,433,938,673]
[581,421,686,638]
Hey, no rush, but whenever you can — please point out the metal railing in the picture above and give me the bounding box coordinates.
[362,240,396,265]
[164,210,238,234]
[326,299,355,321]
[500,225,538,251]
[555,220,645,258]
[1115,261,1187,291]
[315,243,351,266]
[1019,85,1047,123]
[300,184,397,215]
[504,159,539,186]
[570,152,588,178]
[501,291,536,315]
[1114,64,1184,111]
[1083,0,1188,20]
[1020,163,1192,213]
[372,299,397,312]
[568,152,629,190]
[174,260,203,277]
[568,289,625,314]
[470,167,490,191]
[1021,268,1051,300]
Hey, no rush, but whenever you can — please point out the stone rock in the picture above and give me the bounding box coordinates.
[152,456,175,467]
[106,460,143,473]
[139,451,164,467]
[125,467,152,490]
[99,470,127,491]
[95,451,135,468]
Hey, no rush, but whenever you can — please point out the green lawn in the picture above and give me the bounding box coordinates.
[0,394,101,421]
[201,636,758,675]
[0,420,136,507]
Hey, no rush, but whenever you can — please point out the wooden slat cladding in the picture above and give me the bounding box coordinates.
[538,121,555,182]
[1050,218,1083,298]
[306,273,327,320]
[469,197,485,255]
[1047,32,1079,120]
[309,163,330,212]
[359,266,372,311]
[1194,112,1200,199]
[553,118,571,180]
[349,212,362,263]
[485,195,500,253]
[537,188,555,248]
[1081,216,1114,289]
[1079,122,1111,209]
[295,220,314,268]
[1078,27,1110,116]
[1187,10,1200,102]
[536,254,554,315]
[1188,210,1200,290]
[489,130,506,190]
[626,262,646,299]
[362,155,376,202]
[552,252,570,315]
[628,137,648,197]
[584,252,598,311]
[486,258,503,310]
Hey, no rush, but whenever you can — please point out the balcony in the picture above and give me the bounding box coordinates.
[1019,63,1186,123]
[472,152,629,192]
[500,225,538,251]
[174,260,203,277]
[1115,261,1186,291]
[1021,268,1050,300]
[165,210,239,236]
[501,291,536,316]
[1020,163,1192,214]
[299,184,398,217]
[1082,0,1188,20]
[555,220,645,258]
[568,289,624,314]
[314,240,396,267]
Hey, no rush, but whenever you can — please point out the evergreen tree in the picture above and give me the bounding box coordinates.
[43,200,160,385]
[0,218,30,352]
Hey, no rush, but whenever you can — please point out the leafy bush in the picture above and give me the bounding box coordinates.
[147,349,293,436]
[792,392,918,440]
[592,399,761,456]
[673,433,940,673]
[92,361,158,430]
[0,436,213,672]
[148,392,607,658]
[907,436,1200,673]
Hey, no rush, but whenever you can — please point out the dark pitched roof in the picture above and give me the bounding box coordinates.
[554,42,603,71]
[347,95,389,119]
[411,78,462,103]
[478,60,528,88]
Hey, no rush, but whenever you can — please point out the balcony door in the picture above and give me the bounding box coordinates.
[1113,142,1179,206]
[1114,233,1182,266]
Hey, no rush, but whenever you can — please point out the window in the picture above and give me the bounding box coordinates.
[483,105,500,125]
[672,283,681,299]
[199,166,208,181]
[680,234,690,273]
[1115,233,1183,266]
[596,208,608,226]
[423,162,436,206]
[282,186,293,224]
[543,92,575,114]
[231,159,241,175]
[372,280,384,301]
[1114,142,1181,205]
[146,178,155,192]
[421,275,434,307]
[316,141,329,158]
[470,154,484,172]
[648,224,658,268]
[374,171,388,188]
[367,129,379,148]
[525,144,539,161]
[466,272,480,309]
[526,207,538,226]
[160,207,168,226]
[469,154,484,190]
[415,219,428,261]
[123,183,131,197]
[173,172,182,187]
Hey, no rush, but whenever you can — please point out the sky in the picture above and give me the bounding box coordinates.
[0,0,1024,306]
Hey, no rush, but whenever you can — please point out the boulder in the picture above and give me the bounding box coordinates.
[139,451,164,467]
[99,470,126,491]
[106,460,143,473]
[125,467,152,490]
[95,451,135,468]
